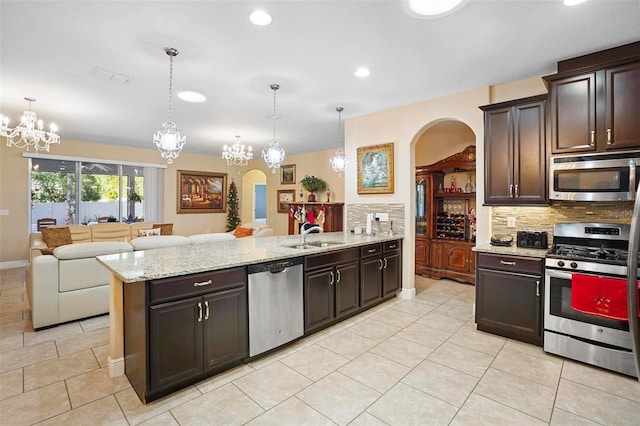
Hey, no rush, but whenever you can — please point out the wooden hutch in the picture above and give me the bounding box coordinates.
[415,146,476,285]
[287,202,344,235]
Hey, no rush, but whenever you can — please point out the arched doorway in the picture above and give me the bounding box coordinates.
[241,169,267,224]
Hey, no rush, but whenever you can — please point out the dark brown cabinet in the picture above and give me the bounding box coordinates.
[124,267,247,403]
[430,240,475,284]
[480,95,548,205]
[475,253,543,346]
[545,61,640,154]
[360,244,383,309]
[287,202,344,235]
[382,241,401,297]
[304,248,359,334]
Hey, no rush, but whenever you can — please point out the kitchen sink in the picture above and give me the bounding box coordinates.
[285,241,345,250]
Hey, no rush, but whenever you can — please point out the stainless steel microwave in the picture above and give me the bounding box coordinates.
[549,151,640,201]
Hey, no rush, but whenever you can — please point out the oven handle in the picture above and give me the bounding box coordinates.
[545,269,573,280]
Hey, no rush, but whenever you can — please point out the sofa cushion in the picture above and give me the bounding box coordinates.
[233,226,253,238]
[59,257,112,292]
[152,223,174,235]
[91,223,131,242]
[138,228,161,237]
[189,233,236,244]
[53,241,133,260]
[130,235,191,250]
[41,227,73,255]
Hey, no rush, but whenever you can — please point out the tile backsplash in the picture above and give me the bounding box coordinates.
[491,201,634,240]
[346,203,405,236]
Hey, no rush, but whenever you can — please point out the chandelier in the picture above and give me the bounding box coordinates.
[262,83,286,173]
[329,106,348,176]
[222,135,253,166]
[153,47,185,164]
[0,97,60,152]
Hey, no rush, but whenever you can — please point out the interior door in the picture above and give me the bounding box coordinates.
[253,184,267,223]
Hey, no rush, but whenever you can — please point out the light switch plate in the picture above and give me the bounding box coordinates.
[507,217,516,228]
[0,209,8,216]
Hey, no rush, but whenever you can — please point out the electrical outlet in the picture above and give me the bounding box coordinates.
[0,209,8,216]
[507,217,516,228]
[376,213,389,222]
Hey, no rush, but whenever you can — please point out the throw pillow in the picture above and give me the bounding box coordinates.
[138,228,161,237]
[152,223,174,235]
[41,227,73,255]
[233,226,253,238]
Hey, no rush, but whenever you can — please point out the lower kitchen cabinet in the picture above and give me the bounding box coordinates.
[304,248,360,334]
[360,240,402,308]
[431,241,475,285]
[475,253,543,346]
[124,267,247,403]
[382,240,401,297]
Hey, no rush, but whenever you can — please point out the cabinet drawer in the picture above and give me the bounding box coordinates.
[305,248,359,270]
[149,267,246,304]
[384,240,401,252]
[477,253,542,275]
[360,244,382,258]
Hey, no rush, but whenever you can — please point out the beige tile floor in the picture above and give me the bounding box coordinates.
[1,267,640,425]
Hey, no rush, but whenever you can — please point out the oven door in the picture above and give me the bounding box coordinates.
[544,268,632,349]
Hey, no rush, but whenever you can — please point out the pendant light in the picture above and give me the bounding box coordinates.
[262,84,285,173]
[222,135,253,166]
[329,107,348,176]
[153,47,186,164]
[0,97,60,152]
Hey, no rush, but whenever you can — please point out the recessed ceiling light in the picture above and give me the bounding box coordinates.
[355,67,371,78]
[564,0,588,5]
[407,0,466,17]
[250,10,272,26]
[177,91,206,103]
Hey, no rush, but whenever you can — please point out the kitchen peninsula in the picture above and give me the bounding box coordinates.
[97,231,402,403]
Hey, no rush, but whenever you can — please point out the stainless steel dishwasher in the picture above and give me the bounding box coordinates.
[247,257,304,357]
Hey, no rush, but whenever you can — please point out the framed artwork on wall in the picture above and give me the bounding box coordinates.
[357,142,394,194]
[280,164,296,185]
[177,170,227,213]
[277,189,295,213]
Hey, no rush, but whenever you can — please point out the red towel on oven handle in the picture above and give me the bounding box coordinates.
[570,274,632,321]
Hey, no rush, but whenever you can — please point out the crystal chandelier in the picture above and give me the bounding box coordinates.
[329,106,348,176]
[262,84,286,173]
[0,97,60,152]
[222,135,253,166]
[153,47,185,164]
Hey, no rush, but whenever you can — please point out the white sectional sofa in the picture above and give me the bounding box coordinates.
[26,221,274,329]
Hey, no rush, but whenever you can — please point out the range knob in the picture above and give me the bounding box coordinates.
[557,260,565,267]
[570,262,578,269]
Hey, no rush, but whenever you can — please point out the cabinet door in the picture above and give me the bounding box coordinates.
[415,237,430,275]
[442,243,470,274]
[202,286,247,372]
[549,72,597,154]
[360,256,382,308]
[476,268,542,346]
[149,296,203,391]
[514,100,547,204]
[484,107,514,203]
[304,267,335,332]
[335,261,360,318]
[382,252,401,297]
[605,62,640,151]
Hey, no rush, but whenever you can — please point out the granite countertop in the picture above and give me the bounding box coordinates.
[97,232,404,283]
[473,244,549,259]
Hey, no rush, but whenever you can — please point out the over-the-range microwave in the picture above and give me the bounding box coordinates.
[549,151,640,202]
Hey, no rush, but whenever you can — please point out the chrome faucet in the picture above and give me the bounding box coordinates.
[300,222,322,245]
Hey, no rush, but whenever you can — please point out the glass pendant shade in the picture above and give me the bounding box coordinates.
[223,135,253,166]
[262,84,286,173]
[154,47,185,164]
[0,97,60,152]
[329,106,348,176]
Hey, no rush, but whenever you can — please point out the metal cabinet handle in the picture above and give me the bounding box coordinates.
[536,280,540,297]
[194,279,212,287]
[383,258,388,269]
[590,130,595,146]
[204,300,209,320]
[514,184,519,198]
[197,302,202,322]
[379,259,384,270]
[509,184,514,198]
[368,248,376,253]
[336,269,341,284]
[329,271,334,286]
[389,244,397,249]
[500,260,516,266]
[607,128,612,144]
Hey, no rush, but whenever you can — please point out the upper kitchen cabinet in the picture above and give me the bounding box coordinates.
[543,42,640,154]
[480,95,548,206]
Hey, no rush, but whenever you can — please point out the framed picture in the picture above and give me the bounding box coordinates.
[177,170,227,214]
[357,142,395,194]
[280,164,296,185]
[277,189,295,213]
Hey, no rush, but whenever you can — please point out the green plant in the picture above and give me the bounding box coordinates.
[300,175,327,193]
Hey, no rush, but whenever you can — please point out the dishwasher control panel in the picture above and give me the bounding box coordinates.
[248,257,303,274]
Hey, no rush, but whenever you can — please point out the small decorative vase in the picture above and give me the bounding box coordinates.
[465,177,472,193]
[307,193,316,202]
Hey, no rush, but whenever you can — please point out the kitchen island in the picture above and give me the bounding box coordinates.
[97,231,403,402]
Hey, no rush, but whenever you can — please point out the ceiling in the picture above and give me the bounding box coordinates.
[1,1,639,160]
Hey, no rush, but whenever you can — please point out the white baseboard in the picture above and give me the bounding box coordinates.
[399,287,416,299]
[0,260,28,270]
[108,356,125,378]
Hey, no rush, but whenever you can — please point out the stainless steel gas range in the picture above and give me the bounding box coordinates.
[544,222,640,377]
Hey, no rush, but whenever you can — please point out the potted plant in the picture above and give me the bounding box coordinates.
[300,175,327,202]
